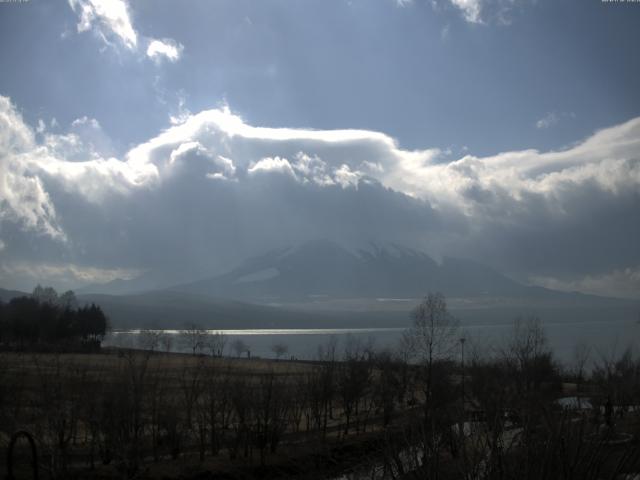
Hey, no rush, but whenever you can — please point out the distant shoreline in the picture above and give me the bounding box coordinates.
[108,327,406,335]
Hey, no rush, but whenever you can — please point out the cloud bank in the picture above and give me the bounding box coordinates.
[1,95,639,296]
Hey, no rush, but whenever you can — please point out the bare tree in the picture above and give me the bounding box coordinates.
[404,292,459,402]
[32,284,59,305]
[338,341,373,435]
[572,342,591,383]
[593,346,640,415]
[207,331,227,357]
[228,375,252,459]
[182,322,207,355]
[271,342,289,360]
[287,372,308,433]
[571,341,591,409]
[58,290,78,310]
[32,354,84,476]
[253,369,290,465]
[159,332,173,353]
[372,350,399,427]
[315,336,339,438]
[402,293,459,477]
[138,329,162,352]
[316,335,338,362]
[504,315,555,394]
[201,364,234,456]
[179,357,206,460]
[231,339,249,358]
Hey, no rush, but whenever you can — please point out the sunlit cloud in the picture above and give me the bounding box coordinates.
[146,38,184,63]
[1,94,639,295]
[68,0,137,49]
[449,0,482,23]
[430,0,526,25]
[67,0,183,63]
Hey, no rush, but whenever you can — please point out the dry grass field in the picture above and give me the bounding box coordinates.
[0,348,411,479]
[2,338,640,480]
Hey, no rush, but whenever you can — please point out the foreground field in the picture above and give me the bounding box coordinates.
[0,348,418,479]
[2,327,640,480]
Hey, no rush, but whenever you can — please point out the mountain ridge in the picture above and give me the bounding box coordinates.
[170,239,572,302]
[3,240,637,330]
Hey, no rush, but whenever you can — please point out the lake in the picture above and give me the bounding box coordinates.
[104,317,640,366]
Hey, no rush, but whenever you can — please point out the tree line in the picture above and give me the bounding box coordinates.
[0,285,109,349]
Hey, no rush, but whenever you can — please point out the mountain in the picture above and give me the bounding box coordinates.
[172,239,560,302]
[0,287,28,302]
[77,275,165,296]
[5,241,636,330]
[75,290,404,329]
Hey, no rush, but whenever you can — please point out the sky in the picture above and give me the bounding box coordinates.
[0,0,639,298]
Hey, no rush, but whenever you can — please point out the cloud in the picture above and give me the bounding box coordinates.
[441,24,451,41]
[536,112,560,129]
[146,38,184,63]
[536,111,576,129]
[0,97,65,240]
[1,262,141,290]
[449,0,482,23]
[69,0,137,49]
[68,0,183,63]
[531,267,640,300]
[1,94,639,297]
[245,154,367,189]
[334,164,363,188]
[248,157,297,178]
[43,116,115,161]
[433,0,526,25]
